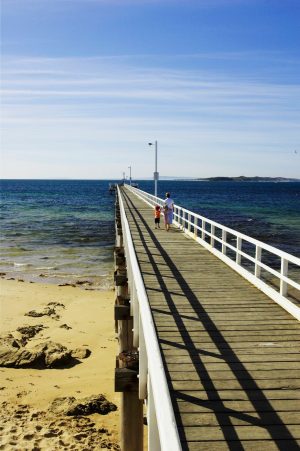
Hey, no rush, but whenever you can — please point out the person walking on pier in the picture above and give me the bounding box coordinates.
[154,205,161,229]
[163,192,174,231]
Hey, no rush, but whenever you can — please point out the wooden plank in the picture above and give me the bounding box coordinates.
[155,323,300,331]
[177,411,300,426]
[174,399,300,413]
[164,353,300,363]
[173,389,300,400]
[156,326,300,334]
[170,379,300,390]
[159,340,300,348]
[160,342,300,354]
[166,361,300,371]
[168,370,300,382]
[162,349,299,358]
[178,424,300,441]
[157,332,300,342]
[150,302,284,308]
[154,320,297,328]
[184,440,300,451]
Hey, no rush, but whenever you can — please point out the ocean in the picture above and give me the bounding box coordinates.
[1,179,299,289]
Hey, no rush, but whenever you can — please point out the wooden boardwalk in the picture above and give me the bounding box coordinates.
[120,186,300,451]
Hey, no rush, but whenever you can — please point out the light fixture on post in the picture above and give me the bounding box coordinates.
[148,141,158,197]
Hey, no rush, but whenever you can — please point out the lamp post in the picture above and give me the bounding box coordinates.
[148,140,158,197]
[128,166,132,185]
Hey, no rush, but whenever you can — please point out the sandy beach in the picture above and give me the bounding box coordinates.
[0,278,120,450]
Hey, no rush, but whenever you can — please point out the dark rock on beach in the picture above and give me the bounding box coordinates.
[25,302,65,319]
[49,394,117,416]
[60,323,72,330]
[25,306,57,318]
[48,302,65,309]
[76,280,93,286]
[71,348,91,359]
[33,341,73,367]
[17,324,46,344]
[0,338,77,368]
[0,334,22,351]
[58,283,76,287]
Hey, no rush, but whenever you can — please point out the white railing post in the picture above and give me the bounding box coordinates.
[175,207,178,227]
[138,319,147,400]
[255,245,262,278]
[188,213,191,232]
[280,258,288,297]
[236,237,242,265]
[201,220,205,240]
[129,283,135,316]
[211,224,215,247]
[132,287,139,347]
[127,262,133,297]
[194,216,198,237]
[147,375,160,451]
[222,230,227,255]
[175,206,178,224]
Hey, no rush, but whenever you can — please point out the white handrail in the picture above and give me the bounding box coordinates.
[125,184,300,321]
[117,186,182,451]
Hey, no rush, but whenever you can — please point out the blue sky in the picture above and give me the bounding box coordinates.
[1,0,300,179]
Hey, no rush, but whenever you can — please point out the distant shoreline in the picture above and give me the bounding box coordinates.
[197,176,300,182]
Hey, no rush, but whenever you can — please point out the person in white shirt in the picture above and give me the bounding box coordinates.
[163,192,174,231]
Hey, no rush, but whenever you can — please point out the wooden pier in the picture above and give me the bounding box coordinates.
[115,185,300,451]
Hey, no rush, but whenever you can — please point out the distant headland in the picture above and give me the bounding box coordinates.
[197,176,300,182]
[155,176,299,182]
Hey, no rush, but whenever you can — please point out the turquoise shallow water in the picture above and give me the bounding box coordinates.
[1,180,299,289]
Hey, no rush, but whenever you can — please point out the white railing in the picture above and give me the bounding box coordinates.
[125,184,300,321]
[117,186,182,451]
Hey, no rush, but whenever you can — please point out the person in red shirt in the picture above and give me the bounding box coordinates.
[154,205,161,229]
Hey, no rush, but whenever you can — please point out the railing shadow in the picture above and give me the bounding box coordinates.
[122,188,299,451]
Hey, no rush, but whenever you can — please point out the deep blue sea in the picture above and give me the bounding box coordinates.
[1,180,299,289]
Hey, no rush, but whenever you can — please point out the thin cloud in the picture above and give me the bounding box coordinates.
[2,55,300,178]
[2,59,299,107]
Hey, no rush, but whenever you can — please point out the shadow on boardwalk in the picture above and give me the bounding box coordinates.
[122,189,300,451]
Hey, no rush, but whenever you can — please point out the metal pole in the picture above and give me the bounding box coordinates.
[128,166,132,186]
[155,141,158,197]
[148,141,159,198]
